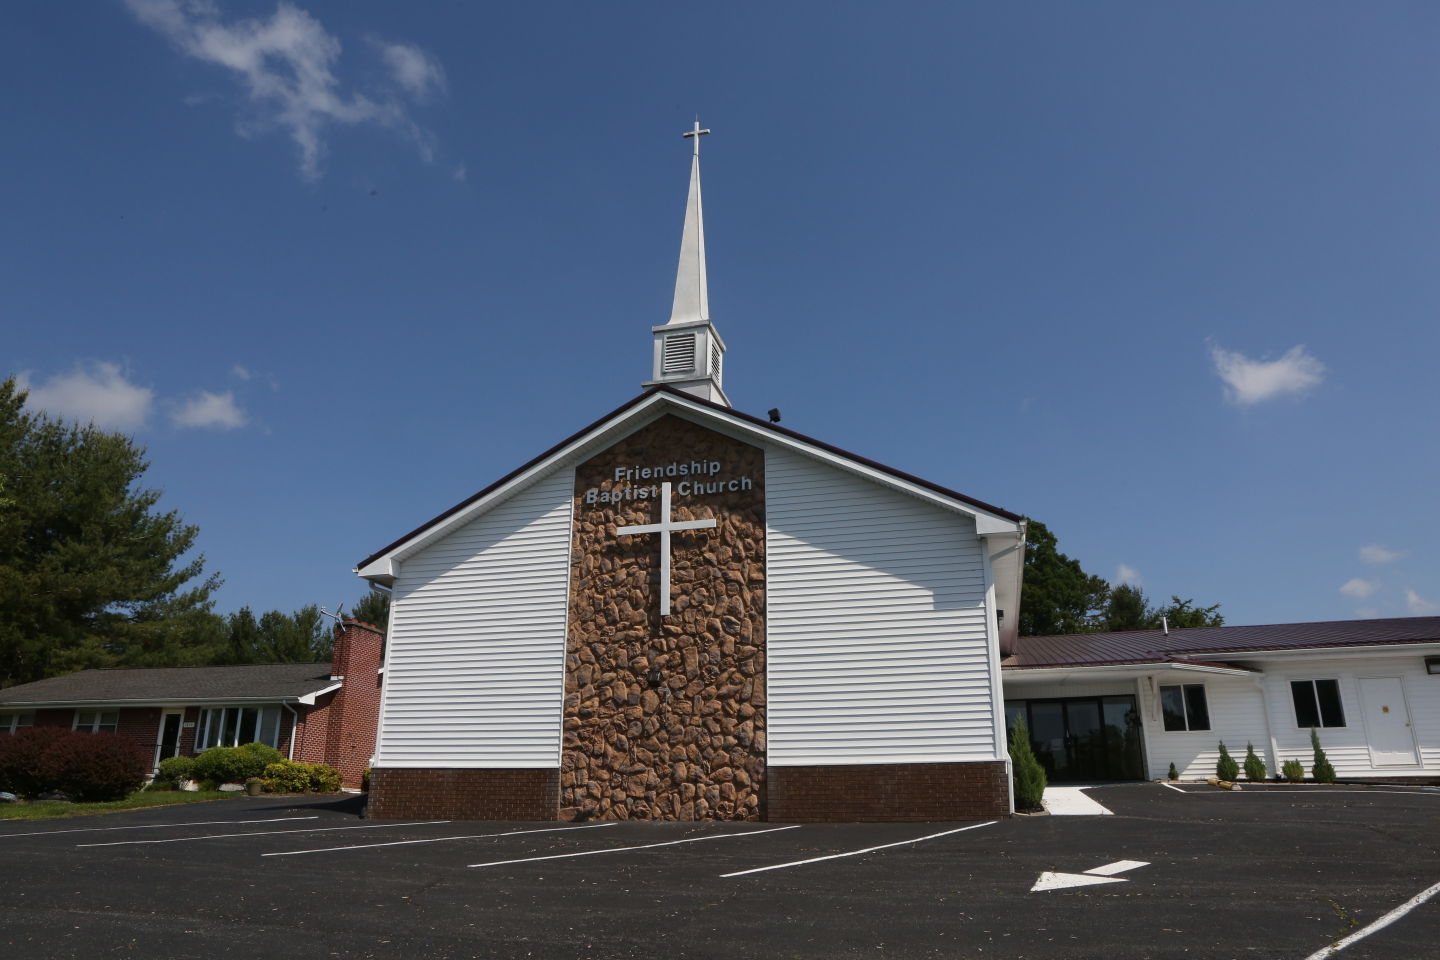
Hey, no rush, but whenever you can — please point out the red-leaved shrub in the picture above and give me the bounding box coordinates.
[0,727,150,801]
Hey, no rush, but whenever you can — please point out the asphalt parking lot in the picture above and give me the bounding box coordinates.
[1,783,1436,960]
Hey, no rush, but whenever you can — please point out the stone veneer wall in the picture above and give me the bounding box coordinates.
[563,414,766,821]
[767,761,1011,822]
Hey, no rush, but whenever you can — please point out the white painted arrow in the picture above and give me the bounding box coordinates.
[1031,859,1150,892]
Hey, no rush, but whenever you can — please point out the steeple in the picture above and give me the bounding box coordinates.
[644,121,729,406]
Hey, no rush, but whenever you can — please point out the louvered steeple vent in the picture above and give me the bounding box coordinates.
[643,121,729,407]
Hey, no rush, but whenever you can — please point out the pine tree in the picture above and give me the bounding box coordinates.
[1008,715,1047,811]
[0,379,220,685]
[1216,741,1239,782]
[1310,729,1336,783]
[1243,742,1266,782]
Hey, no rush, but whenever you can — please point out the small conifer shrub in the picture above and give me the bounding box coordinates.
[1282,759,1305,782]
[1216,741,1239,782]
[1008,715,1047,811]
[1242,742,1266,782]
[1168,762,1179,780]
[1310,728,1336,783]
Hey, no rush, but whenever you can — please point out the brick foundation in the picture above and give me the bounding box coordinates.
[367,768,559,820]
[766,761,1011,822]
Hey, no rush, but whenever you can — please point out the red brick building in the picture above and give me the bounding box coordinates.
[0,621,384,789]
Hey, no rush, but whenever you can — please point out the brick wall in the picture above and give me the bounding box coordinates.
[367,768,559,820]
[767,761,1011,822]
[290,621,383,788]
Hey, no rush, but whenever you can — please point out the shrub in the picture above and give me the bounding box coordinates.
[154,755,196,788]
[1282,758,1305,782]
[193,743,282,784]
[1167,762,1179,780]
[1216,742,1239,782]
[361,767,372,793]
[1008,715,1047,811]
[262,759,343,794]
[0,727,148,801]
[0,727,73,797]
[1242,742,1266,782]
[1310,729,1336,783]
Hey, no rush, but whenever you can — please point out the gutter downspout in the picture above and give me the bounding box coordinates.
[283,702,300,761]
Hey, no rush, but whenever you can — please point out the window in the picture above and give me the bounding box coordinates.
[194,706,282,750]
[0,711,34,735]
[74,710,119,733]
[1291,679,1345,728]
[1159,684,1211,731]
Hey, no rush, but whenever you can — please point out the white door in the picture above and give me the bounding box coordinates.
[1359,678,1419,766]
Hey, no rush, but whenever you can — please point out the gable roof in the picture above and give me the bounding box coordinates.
[356,384,1023,578]
[0,663,337,707]
[1005,616,1440,669]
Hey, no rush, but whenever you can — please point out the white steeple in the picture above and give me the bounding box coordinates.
[644,121,729,406]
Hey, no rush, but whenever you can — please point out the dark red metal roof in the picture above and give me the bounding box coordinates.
[358,385,1022,570]
[1005,616,1440,669]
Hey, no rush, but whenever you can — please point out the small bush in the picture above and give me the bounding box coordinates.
[154,755,196,788]
[1216,742,1239,782]
[193,742,281,784]
[361,767,371,793]
[197,778,220,792]
[1310,729,1336,783]
[261,759,343,794]
[1167,762,1179,780]
[1282,758,1305,782]
[1008,715,1047,811]
[0,727,148,801]
[1242,742,1266,782]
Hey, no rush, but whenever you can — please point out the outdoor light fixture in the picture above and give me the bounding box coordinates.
[1426,657,1440,675]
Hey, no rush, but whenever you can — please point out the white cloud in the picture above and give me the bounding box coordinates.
[375,40,445,100]
[230,364,252,381]
[1404,589,1439,615]
[452,162,467,182]
[17,362,154,430]
[1114,564,1143,587]
[1210,343,1325,405]
[171,390,248,429]
[1339,578,1379,599]
[126,1,444,179]
[1359,544,1403,565]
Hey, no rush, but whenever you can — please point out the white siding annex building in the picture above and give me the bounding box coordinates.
[355,126,1026,822]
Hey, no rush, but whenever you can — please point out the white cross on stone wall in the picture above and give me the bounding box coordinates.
[615,481,716,616]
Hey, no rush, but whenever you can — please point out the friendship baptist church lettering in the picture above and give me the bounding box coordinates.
[357,124,1027,822]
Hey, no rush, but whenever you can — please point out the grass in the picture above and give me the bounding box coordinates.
[0,790,237,821]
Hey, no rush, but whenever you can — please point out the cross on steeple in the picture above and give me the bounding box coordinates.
[616,482,716,616]
[683,120,710,157]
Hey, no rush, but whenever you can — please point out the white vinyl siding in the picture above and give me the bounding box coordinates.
[1137,674,1267,780]
[1258,656,1439,777]
[765,447,997,765]
[377,468,574,768]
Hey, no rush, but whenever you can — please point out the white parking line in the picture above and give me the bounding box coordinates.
[0,816,319,839]
[1160,782,1187,793]
[263,821,618,857]
[468,824,799,868]
[1302,878,1440,959]
[1163,787,1438,797]
[720,821,997,878]
[76,820,448,848]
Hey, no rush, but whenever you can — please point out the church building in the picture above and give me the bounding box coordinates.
[357,125,1026,822]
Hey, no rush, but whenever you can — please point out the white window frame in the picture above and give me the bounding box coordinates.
[193,706,282,750]
[73,710,119,734]
[1291,678,1347,729]
[0,711,34,735]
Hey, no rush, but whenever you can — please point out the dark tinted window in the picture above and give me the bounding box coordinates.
[1160,685,1187,731]
[1183,684,1211,730]
[1291,679,1346,728]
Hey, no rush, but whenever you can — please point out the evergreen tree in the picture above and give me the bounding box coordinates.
[1008,715,1047,811]
[1310,728,1336,783]
[1018,519,1110,636]
[350,589,390,630]
[0,379,220,685]
[1101,584,1151,631]
[1216,741,1239,782]
[1243,742,1267,782]
[217,605,331,664]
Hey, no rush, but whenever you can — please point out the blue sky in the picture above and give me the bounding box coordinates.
[4,1,1437,627]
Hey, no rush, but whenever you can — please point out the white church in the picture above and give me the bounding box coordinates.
[357,125,1026,822]
[356,126,1439,822]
